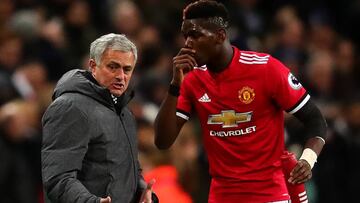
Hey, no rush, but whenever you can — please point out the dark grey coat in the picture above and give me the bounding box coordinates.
[42,69,145,203]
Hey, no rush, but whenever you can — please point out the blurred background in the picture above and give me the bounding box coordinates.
[0,0,359,202]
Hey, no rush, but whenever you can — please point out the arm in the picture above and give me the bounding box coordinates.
[42,101,99,203]
[154,91,187,149]
[288,99,327,184]
[294,99,327,156]
[154,48,197,149]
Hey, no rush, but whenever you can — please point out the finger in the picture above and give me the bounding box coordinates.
[177,48,196,56]
[293,168,312,184]
[173,55,197,67]
[175,63,193,74]
[290,162,303,177]
[139,179,156,203]
[297,173,312,184]
[174,59,196,71]
[146,178,156,189]
[288,162,305,183]
[175,55,197,67]
[100,196,111,203]
[290,165,312,184]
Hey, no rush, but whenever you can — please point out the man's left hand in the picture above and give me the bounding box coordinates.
[288,159,312,184]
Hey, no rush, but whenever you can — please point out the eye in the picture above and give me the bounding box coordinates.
[182,32,188,39]
[192,32,202,39]
[188,30,202,39]
[107,63,118,71]
[124,67,132,73]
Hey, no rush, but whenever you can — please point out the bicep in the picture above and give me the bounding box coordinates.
[292,99,327,139]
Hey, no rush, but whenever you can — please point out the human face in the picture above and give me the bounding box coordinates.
[90,49,135,97]
[181,19,219,67]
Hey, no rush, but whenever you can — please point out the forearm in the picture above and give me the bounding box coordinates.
[155,48,195,149]
[293,99,327,167]
[303,136,325,156]
[154,92,182,149]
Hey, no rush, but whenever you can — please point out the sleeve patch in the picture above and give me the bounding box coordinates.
[288,73,302,90]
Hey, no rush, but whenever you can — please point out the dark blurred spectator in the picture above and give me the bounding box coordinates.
[0,100,42,203]
[332,39,360,100]
[110,1,143,40]
[314,97,360,203]
[268,6,307,76]
[226,0,265,51]
[0,32,23,105]
[35,17,69,81]
[0,0,15,34]
[304,51,335,102]
[62,0,97,68]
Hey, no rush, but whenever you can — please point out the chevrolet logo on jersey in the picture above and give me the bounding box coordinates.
[207,110,253,128]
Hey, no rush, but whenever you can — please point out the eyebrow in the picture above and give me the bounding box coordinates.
[108,61,133,69]
[108,61,121,67]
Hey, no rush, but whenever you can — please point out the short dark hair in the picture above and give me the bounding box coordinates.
[183,0,229,29]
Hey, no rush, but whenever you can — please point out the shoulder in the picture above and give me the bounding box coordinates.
[43,93,90,121]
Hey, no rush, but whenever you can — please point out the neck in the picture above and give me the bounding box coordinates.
[207,42,233,73]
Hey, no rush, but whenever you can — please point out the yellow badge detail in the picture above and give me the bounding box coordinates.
[238,86,255,104]
[207,110,252,128]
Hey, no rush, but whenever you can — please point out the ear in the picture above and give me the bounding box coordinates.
[89,59,97,73]
[215,29,226,44]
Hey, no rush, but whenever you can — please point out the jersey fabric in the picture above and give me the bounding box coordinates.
[176,47,309,203]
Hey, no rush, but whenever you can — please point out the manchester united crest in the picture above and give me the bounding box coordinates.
[238,86,255,104]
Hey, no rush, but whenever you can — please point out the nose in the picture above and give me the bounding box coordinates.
[115,68,125,81]
[185,37,194,49]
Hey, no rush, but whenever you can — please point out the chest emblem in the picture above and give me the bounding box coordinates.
[207,110,252,128]
[238,86,255,104]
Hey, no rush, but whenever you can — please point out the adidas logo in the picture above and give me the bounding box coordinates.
[198,93,211,102]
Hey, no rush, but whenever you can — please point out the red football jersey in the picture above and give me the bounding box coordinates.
[176,47,309,203]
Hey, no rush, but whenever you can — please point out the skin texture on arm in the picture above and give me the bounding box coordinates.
[154,48,196,149]
[154,89,187,149]
[288,138,325,184]
[287,99,327,184]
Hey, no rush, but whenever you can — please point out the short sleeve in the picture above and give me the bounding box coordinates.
[266,56,309,114]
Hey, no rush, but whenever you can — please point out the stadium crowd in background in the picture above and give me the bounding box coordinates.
[0,0,359,203]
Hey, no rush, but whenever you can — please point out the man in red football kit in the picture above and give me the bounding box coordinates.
[154,1,327,202]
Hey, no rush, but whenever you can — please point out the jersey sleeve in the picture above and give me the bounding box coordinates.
[176,75,193,121]
[266,56,310,114]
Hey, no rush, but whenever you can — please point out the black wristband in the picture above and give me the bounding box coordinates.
[168,84,180,97]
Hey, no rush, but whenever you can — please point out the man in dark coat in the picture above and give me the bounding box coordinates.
[42,33,156,203]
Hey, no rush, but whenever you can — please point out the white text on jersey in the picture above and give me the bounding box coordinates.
[210,126,256,137]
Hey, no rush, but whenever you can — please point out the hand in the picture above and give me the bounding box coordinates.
[139,179,156,203]
[172,48,197,85]
[100,196,111,203]
[288,159,312,184]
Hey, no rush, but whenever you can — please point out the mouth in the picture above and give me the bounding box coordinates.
[112,83,125,90]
